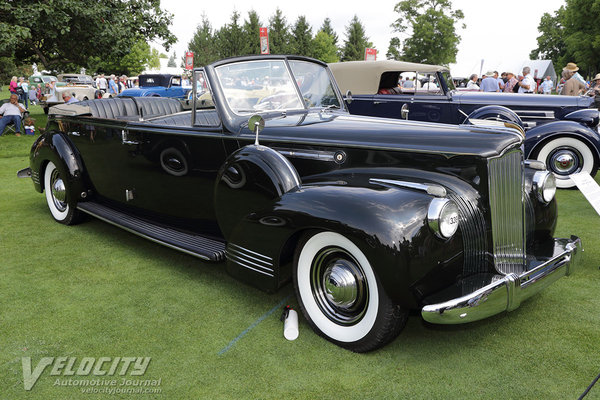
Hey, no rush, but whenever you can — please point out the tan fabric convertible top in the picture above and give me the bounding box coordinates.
[328,60,448,95]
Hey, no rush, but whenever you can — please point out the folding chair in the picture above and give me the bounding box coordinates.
[0,98,28,136]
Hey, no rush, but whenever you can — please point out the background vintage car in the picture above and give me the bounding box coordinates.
[40,84,101,114]
[330,60,600,189]
[22,55,581,352]
[57,73,96,87]
[119,74,191,99]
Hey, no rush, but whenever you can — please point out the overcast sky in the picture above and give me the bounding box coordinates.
[158,0,566,75]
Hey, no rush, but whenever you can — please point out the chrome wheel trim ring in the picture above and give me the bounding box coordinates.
[549,147,581,175]
[311,247,368,325]
[50,169,68,212]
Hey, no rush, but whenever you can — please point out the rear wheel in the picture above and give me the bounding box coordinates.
[44,161,82,225]
[535,137,597,189]
[293,231,407,352]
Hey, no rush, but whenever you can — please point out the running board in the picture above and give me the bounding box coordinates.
[77,202,226,262]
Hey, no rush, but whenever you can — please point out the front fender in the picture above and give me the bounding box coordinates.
[226,183,464,307]
[29,131,87,200]
[524,120,600,161]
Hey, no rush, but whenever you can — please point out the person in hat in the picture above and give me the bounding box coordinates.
[480,71,500,92]
[588,73,600,109]
[503,72,519,93]
[561,63,586,96]
[563,62,588,88]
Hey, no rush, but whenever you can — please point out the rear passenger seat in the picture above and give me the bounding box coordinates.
[77,97,183,120]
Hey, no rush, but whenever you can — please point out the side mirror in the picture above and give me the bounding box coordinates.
[249,114,265,146]
[345,90,353,104]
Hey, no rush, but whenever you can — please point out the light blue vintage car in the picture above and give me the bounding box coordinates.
[119,74,192,99]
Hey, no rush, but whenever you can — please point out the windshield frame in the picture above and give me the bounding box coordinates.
[201,55,347,133]
[211,56,344,117]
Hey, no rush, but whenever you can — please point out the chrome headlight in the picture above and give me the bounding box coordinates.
[428,198,459,239]
[533,171,556,203]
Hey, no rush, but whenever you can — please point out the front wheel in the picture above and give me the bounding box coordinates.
[535,137,597,189]
[44,161,82,225]
[293,231,408,352]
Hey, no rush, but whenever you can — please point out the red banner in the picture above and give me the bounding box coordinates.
[260,28,269,55]
[185,52,194,70]
[364,48,377,61]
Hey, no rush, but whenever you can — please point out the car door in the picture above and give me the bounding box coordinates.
[349,71,455,124]
[67,109,226,233]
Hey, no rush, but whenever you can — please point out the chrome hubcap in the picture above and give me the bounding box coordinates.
[50,170,67,211]
[549,148,580,175]
[311,247,368,325]
[323,262,358,309]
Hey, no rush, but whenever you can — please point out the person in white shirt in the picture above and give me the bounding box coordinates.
[97,74,108,93]
[539,76,554,94]
[518,67,536,93]
[466,74,479,90]
[0,94,26,136]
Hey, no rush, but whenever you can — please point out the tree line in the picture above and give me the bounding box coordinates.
[530,0,600,79]
[0,0,467,80]
[184,10,373,68]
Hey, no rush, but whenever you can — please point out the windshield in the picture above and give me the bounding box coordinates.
[214,59,340,114]
[288,60,340,108]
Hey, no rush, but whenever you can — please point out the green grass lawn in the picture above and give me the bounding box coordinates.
[1,134,600,399]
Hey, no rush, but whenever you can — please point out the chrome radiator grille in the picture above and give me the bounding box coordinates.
[487,149,526,274]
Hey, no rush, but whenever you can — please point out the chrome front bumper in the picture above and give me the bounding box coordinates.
[422,236,583,324]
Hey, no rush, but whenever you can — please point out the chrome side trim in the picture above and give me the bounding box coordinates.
[422,236,582,324]
[272,147,338,163]
[226,243,275,277]
[488,149,526,274]
[369,178,447,197]
[515,110,555,119]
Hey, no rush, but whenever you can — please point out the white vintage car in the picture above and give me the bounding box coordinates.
[41,75,101,114]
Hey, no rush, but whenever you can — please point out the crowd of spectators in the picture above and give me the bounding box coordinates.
[95,74,137,96]
[465,62,599,98]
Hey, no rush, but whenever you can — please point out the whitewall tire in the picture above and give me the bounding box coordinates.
[44,161,81,225]
[293,231,407,352]
[535,137,597,189]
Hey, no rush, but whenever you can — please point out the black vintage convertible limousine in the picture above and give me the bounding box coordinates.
[20,56,582,352]
[330,60,600,189]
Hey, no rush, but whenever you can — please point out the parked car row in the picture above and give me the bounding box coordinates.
[329,60,600,189]
[22,56,583,352]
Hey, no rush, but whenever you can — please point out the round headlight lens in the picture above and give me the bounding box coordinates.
[533,171,556,204]
[428,198,460,239]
